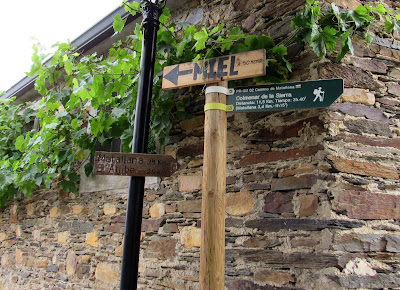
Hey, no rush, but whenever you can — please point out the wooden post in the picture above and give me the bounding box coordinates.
[200,81,228,290]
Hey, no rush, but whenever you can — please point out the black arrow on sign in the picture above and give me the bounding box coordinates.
[164,64,193,85]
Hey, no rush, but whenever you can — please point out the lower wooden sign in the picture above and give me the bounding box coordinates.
[93,151,178,177]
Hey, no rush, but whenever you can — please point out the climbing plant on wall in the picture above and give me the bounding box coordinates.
[0,0,399,207]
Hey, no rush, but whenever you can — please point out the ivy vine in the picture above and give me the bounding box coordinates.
[0,1,398,207]
[291,0,400,60]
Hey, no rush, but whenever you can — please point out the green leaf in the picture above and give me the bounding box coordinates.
[60,179,78,194]
[64,60,73,75]
[113,14,126,34]
[84,161,93,177]
[321,26,338,51]
[111,107,126,119]
[337,31,353,61]
[210,24,224,35]
[15,135,27,152]
[385,19,395,33]
[193,28,209,51]
[159,7,171,24]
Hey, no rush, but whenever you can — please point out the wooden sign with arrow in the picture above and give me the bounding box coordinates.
[162,49,266,89]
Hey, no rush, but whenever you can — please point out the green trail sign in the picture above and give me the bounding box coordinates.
[227,79,344,113]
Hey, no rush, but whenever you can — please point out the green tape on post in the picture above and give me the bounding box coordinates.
[204,103,234,112]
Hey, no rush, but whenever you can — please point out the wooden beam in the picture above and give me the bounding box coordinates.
[200,81,228,290]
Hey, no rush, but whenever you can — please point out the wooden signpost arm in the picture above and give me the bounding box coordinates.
[200,81,228,290]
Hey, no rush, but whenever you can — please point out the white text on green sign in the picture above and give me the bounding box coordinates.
[227,79,344,113]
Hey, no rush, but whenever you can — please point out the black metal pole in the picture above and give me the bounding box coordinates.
[120,2,162,289]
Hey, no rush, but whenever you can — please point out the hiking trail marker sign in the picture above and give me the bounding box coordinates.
[162,49,266,89]
[227,79,344,112]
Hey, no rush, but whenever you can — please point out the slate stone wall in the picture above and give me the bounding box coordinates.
[1,0,400,289]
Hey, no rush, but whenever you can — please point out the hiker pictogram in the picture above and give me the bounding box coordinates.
[313,87,325,102]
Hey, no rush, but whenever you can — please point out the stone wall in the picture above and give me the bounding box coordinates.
[1,0,400,289]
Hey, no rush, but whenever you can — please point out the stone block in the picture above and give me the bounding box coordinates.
[264,192,293,214]
[335,133,400,150]
[15,225,22,237]
[291,237,319,248]
[330,103,390,122]
[72,204,84,215]
[66,251,77,276]
[95,264,119,285]
[341,88,375,105]
[144,237,177,259]
[350,56,388,74]
[180,116,204,131]
[334,191,400,219]
[246,218,364,232]
[0,233,6,241]
[226,191,254,216]
[329,274,400,289]
[165,204,177,213]
[328,156,399,180]
[238,145,323,167]
[243,14,256,32]
[26,203,36,216]
[188,159,203,168]
[299,195,319,217]
[178,174,202,192]
[15,249,23,264]
[243,237,282,248]
[180,226,201,249]
[9,215,18,223]
[386,235,400,252]
[149,203,165,219]
[249,116,323,142]
[234,0,260,10]
[389,68,400,79]
[115,245,123,257]
[141,218,165,232]
[103,203,118,216]
[79,255,91,264]
[145,176,160,190]
[271,175,318,191]
[58,232,68,244]
[176,143,204,159]
[104,225,123,233]
[227,249,338,269]
[86,232,99,248]
[254,269,295,286]
[318,62,384,91]
[163,223,179,233]
[177,200,202,213]
[387,82,400,97]
[49,207,59,218]
[36,259,48,268]
[334,233,386,252]
[70,221,94,235]
[76,264,90,276]
[325,0,361,10]
[343,119,392,137]
[1,254,8,266]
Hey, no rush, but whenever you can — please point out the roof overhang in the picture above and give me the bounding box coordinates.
[3,0,188,104]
